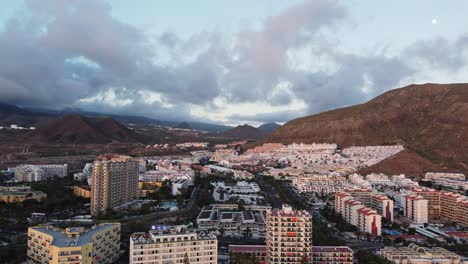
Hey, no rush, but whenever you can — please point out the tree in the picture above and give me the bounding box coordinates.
[184,252,190,264]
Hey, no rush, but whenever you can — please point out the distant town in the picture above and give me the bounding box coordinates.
[1,141,467,263]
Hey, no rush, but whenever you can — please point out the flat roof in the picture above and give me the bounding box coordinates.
[32,223,117,248]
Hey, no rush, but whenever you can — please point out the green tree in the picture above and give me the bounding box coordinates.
[184,252,190,264]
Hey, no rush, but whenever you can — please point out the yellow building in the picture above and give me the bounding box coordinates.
[0,186,46,203]
[138,181,162,198]
[72,186,91,199]
[91,154,139,216]
[27,223,121,264]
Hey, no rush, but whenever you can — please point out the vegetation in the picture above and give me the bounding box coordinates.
[312,218,346,246]
[320,205,358,232]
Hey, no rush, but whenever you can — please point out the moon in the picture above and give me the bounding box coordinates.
[431,18,438,24]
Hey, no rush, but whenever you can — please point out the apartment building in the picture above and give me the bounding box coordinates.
[266,205,312,264]
[425,172,465,181]
[27,223,121,264]
[91,154,139,216]
[404,195,429,224]
[440,191,462,223]
[129,226,217,264]
[371,194,394,221]
[311,246,354,264]
[0,185,47,203]
[380,244,462,264]
[411,188,440,220]
[356,207,382,236]
[15,164,68,182]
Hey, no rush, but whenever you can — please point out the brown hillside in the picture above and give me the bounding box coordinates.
[263,83,468,173]
[28,115,140,144]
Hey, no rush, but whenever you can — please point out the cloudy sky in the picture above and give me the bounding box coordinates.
[0,0,468,126]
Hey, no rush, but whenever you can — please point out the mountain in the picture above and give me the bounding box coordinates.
[257,123,281,134]
[28,115,141,144]
[2,103,231,132]
[0,103,55,127]
[215,124,264,140]
[262,83,468,174]
[175,121,192,130]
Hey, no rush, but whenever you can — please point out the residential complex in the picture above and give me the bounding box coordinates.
[197,204,270,239]
[27,223,121,264]
[292,175,347,194]
[335,188,393,235]
[129,225,217,264]
[15,164,68,182]
[90,154,139,216]
[266,205,312,264]
[72,185,91,199]
[228,245,267,264]
[0,185,46,203]
[380,244,462,264]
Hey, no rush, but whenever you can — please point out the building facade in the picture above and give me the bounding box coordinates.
[15,164,68,182]
[0,186,46,203]
[91,154,139,216]
[404,195,429,224]
[266,205,312,264]
[130,226,217,264]
[27,223,121,264]
[311,246,354,264]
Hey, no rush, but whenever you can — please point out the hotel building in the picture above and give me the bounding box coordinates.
[27,223,121,264]
[91,154,139,216]
[266,205,312,264]
[15,164,68,182]
[129,225,217,264]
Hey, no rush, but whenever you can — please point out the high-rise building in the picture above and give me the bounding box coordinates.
[412,188,440,220]
[129,225,217,264]
[266,205,312,264]
[27,223,121,264]
[91,154,139,216]
[311,246,354,264]
[404,195,429,224]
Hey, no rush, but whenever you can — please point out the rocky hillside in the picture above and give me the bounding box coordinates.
[28,115,141,144]
[262,83,468,173]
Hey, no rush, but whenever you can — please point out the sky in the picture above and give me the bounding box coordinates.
[0,0,467,126]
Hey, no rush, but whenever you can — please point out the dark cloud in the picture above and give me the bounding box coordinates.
[0,0,466,125]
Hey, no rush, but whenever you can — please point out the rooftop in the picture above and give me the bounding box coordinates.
[30,223,119,248]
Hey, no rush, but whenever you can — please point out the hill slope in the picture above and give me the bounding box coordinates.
[263,83,468,172]
[257,123,281,135]
[215,124,264,140]
[28,115,141,144]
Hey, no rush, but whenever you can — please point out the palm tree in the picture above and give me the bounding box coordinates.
[184,252,190,264]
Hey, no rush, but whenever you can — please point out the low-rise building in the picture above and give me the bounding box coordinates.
[15,164,68,182]
[129,225,217,264]
[380,244,462,264]
[72,185,91,199]
[27,223,121,264]
[311,246,353,264]
[228,245,267,264]
[0,186,47,203]
[172,179,189,196]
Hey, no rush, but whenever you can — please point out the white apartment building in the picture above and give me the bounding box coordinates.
[129,226,217,264]
[425,172,465,181]
[404,195,429,224]
[15,164,68,182]
[172,179,189,196]
[266,205,312,264]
